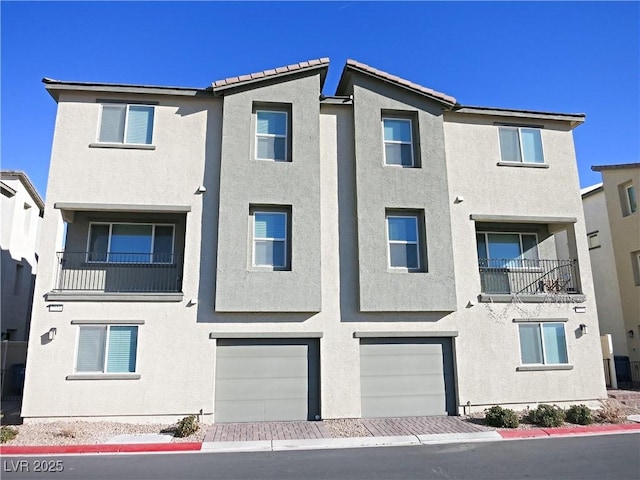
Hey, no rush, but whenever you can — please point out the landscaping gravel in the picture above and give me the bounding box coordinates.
[2,421,206,446]
[323,419,373,438]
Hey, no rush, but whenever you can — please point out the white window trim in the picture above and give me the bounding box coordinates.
[518,322,569,366]
[477,231,540,270]
[382,117,414,167]
[497,126,545,164]
[73,324,139,374]
[252,211,288,269]
[625,183,637,214]
[255,110,288,162]
[386,215,421,271]
[85,222,175,264]
[96,103,155,146]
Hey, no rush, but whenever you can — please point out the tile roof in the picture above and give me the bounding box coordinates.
[338,59,457,107]
[212,58,330,91]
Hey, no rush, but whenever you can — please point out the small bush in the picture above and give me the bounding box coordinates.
[1,426,17,444]
[528,404,565,427]
[597,400,626,424]
[565,404,594,425]
[484,405,520,428]
[175,415,199,438]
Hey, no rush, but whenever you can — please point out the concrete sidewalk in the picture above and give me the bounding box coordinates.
[2,416,639,456]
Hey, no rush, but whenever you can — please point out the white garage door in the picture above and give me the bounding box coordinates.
[360,338,455,418]
[214,339,320,423]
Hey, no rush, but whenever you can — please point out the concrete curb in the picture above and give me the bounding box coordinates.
[1,425,638,456]
[498,423,640,440]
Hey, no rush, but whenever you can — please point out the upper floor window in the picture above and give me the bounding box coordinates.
[255,110,288,161]
[252,209,289,269]
[98,104,155,145]
[624,183,637,216]
[87,223,174,264]
[518,322,568,365]
[75,325,138,373]
[476,232,539,268]
[382,118,414,167]
[498,126,544,164]
[386,213,425,271]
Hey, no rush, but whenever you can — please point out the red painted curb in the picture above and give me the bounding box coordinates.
[544,423,640,436]
[0,442,202,455]
[499,423,640,439]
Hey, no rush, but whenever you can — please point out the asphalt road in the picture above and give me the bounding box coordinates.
[3,433,639,480]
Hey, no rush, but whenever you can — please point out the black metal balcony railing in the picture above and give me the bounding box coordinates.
[478,258,579,295]
[54,252,183,293]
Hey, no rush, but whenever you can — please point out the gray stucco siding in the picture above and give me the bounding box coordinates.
[214,73,323,312]
[351,76,457,312]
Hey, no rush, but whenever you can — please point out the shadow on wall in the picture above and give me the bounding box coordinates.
[1,249,35,341]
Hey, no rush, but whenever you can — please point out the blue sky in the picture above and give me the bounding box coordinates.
[2,1,638,198]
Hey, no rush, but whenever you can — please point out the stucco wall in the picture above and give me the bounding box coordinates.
[214,73,322,312]
[582,189,628,356]
[350,75,457,312]
[599,167,640,361]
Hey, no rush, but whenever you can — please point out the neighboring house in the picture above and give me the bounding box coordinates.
[582,163,640,364]
[22,58,606,424]
[1,171,44,341]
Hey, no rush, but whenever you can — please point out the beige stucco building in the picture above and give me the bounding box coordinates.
[22,59,607,424]
[582,163,640,367]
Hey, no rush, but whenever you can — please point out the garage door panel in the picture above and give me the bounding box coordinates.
[215,378,308,401]
[215,339,319,423]
[360,354,444,376]
[360,338,455,418]
[361,374,446,397]
[217,344,308,358]
[216,356,309,379]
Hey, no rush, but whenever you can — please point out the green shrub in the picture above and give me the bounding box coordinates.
[528,404,565,427]
[565,404,594,425]
[175,415,199,438]
[1,426,17,444]
[484,405,519,428]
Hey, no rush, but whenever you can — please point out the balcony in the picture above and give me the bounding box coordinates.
[48,252,183,301]
[478,258,583,301]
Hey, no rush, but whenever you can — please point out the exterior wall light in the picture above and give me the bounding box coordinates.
[579,324,588,335]
[628,330,635,338]
[48,327,57,340]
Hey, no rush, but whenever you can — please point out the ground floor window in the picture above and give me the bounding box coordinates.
[518,322,568,365]
[75,325,138,373]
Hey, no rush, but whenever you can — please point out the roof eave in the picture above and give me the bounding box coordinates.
[592,163,640,172]
[42,78,210,102]
[452,105,586,129]
[0,170,45,211]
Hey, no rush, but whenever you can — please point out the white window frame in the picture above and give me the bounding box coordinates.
[477,231,540,269]
[498,126,545,164]
[252,210,288,269]
[73,324,139,374]
[518,322,569,366]
[255,110,288,162]
[386,214,421,271]
[625,183,637,214]
[97,103,155,145]
[382,117,414,167]
[85,222,175,264]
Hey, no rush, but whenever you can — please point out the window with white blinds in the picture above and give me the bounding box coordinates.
[98,104,154,145]
[75,325,138,374]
